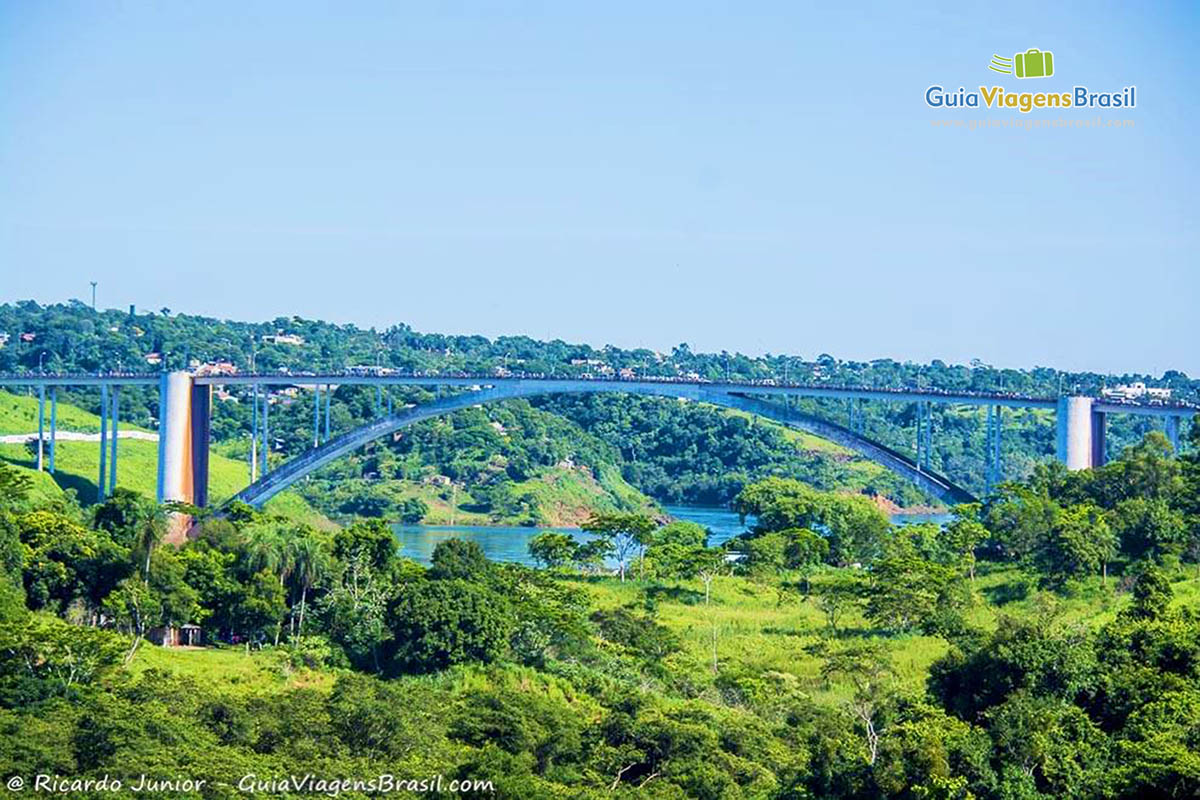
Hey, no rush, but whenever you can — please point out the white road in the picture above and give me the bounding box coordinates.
[0,430,159,444]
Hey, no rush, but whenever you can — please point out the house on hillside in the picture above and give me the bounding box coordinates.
[262,333,306,346]
[195,360,238,376]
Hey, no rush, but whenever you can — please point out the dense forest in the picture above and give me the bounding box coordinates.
[1,300,1192,512]
[1,420,1198,798]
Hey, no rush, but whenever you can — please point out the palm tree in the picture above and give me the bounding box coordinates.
[290,531,331,638]
[136,503,168,580]
[242,521,285,578]
[241,520,297,645]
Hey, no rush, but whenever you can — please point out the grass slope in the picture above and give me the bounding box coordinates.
[574,563,1200,703]
[117,563,1200,712]
[721,406,930,506]
[303,463,658,527]
[0,391,334,527]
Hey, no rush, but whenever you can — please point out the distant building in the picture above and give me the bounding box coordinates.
[262,333,306,346]
[1102,382,1171,401]
[19,332,35,342]
[194,360,239,376]
[144,352,163,365]
[0,332,9,348]
[570,358,604,366]
[618,367,636,379]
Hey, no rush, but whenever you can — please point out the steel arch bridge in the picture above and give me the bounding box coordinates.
[1,371,1193,517]
[227,380,980,508]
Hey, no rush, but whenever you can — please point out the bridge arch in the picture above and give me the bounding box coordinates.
[227,381,976,509]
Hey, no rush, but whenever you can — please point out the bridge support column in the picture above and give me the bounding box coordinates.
[156,373,167,502]
[190,381,212,508]
[1165,416,1180,451]
[993,406,1002,485]
[250,384,259,482]
[260,389,269,478]
[49,387,56,474]
[1056,396,1105,470]
[108,387,119,493]
[159,371,211,539]
[37,384,45,471]
[985,405,1003,496]
[915,401,933,471]
[1091,408,1107,467]
[324,384,331,441]
[924,402,933,470]
[313,385,321,446]
[160,371,203,504]
[98,384,109,501]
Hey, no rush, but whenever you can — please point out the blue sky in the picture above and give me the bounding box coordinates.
[1,2,1195,374]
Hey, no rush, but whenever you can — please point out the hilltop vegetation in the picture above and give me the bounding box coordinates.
[1,421,1198,798]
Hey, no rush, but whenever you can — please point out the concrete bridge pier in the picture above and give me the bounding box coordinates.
[159,371,212,520]
[1056,396,1106,470]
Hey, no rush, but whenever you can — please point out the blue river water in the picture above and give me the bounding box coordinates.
[393,505,950,566]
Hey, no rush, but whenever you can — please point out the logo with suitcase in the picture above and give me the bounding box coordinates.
[989,49,1054,78]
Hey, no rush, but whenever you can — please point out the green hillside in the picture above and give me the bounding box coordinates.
[287,396,662,526]
[720,407,929,503]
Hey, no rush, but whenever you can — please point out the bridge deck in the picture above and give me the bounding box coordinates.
[0,372,1194,416]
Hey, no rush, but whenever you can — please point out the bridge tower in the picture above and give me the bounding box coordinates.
[1056,396,1106,470]
[158,372,213,521]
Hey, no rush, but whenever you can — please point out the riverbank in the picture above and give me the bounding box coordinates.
[392,503,947,566]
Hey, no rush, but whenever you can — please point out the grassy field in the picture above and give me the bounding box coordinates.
[571,562,1200,704]
[0,390,333,527]
[127,638,337,694]
[109,557,1200,714]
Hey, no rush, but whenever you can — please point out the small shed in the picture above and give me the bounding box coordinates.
[148,624,203,648]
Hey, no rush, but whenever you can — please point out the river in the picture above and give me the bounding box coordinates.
[393,504,951,566]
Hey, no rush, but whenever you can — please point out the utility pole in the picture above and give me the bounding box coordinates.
[90,281,97,309]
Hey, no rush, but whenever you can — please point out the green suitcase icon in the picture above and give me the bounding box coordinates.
[1014,48,1053,78]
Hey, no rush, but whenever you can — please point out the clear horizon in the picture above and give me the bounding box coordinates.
[2,2,1196,376]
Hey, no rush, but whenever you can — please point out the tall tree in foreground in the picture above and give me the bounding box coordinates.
[581,512,656,581]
